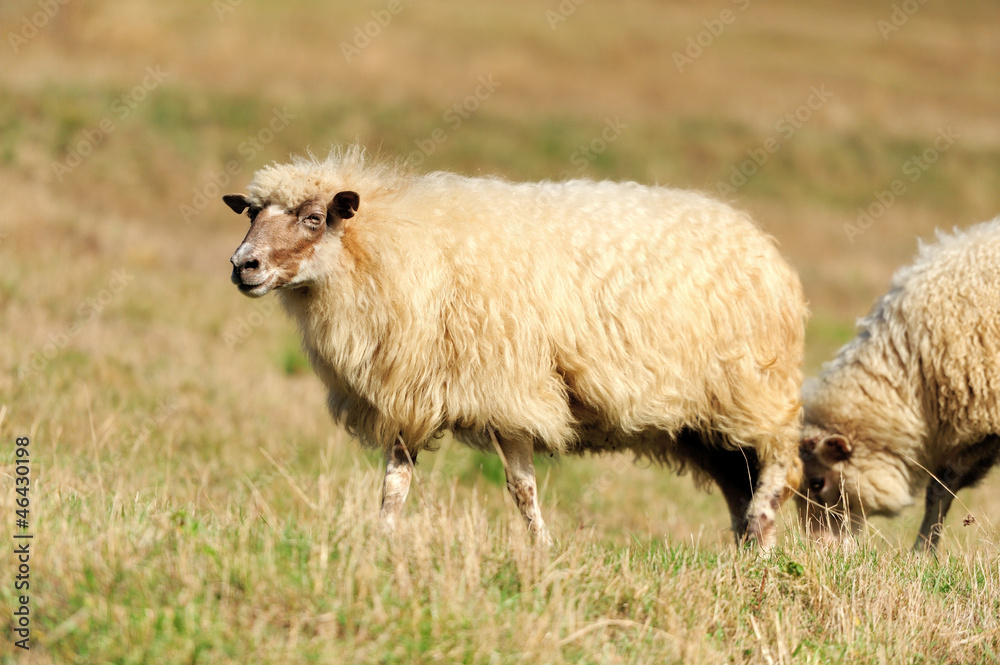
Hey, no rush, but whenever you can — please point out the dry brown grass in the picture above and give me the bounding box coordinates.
[2,0,1000,662]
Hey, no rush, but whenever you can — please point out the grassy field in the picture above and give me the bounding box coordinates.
[2,0,1000,662]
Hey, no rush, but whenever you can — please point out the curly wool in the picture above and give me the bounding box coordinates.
[804,218,1000,514]
[255,147,806,484]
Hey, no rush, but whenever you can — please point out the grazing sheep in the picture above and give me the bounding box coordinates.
[799,218,1000,551]
[224,145,806,548]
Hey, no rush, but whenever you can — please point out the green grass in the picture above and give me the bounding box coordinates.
[3,451,998,663]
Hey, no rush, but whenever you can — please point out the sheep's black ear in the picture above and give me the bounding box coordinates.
[223,194,250,214]
[330,191,359,221]
[816,434,853,463]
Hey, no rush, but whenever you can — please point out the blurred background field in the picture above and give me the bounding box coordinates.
[2,0,1000,662]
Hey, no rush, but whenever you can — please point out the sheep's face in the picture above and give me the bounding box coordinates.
[225,191,359,297]
[796,428,865,543]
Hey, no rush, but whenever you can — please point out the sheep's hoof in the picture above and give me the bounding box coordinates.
[533,527,554,549]
[743,514,777,551]
[377,511,399,538]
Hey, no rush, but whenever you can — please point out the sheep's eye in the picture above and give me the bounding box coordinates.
[808,477,825,494]
[303,213,324,226]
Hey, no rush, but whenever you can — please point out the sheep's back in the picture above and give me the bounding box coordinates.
[888,219,1000,440]
[390,176,805,450]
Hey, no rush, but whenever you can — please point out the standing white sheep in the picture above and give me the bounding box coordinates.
[224,145,806,548]
[799,218,1000,551]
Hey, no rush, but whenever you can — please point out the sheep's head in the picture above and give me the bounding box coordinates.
[796,426,865,543]
[224,190,359,297]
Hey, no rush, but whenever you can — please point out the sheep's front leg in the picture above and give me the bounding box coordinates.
[915,437,1000,552]
[915,478,957,552]
[379,442,415,533]
[493,433,552,546]
[674,436,758,544]
[743,455,796,551]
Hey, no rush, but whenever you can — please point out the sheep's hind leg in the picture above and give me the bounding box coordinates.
[491,431,552,546]
[379,442,415,534]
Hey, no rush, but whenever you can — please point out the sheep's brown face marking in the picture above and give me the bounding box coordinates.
[797,432,860,542]
[225,191,359,297]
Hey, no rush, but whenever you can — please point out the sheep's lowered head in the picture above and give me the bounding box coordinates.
[225,189,359,297]
[797,422,863,543]
[797,417,915,545]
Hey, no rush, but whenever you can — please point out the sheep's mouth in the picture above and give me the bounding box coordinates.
[236,276,276,298]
